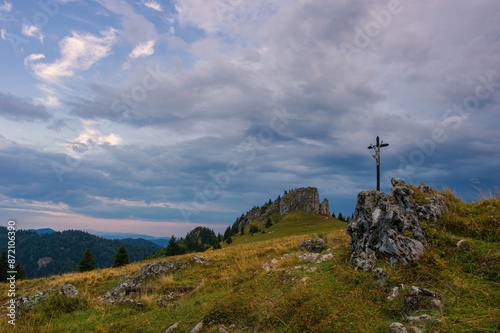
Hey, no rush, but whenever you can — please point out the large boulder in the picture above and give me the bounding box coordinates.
[346,179,445,271]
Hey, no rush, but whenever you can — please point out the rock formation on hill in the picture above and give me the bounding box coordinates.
[279,187,329,216]
[346,179,446,271]
[232,187,330,232]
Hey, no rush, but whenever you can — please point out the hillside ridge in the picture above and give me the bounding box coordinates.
[1,182,499,332]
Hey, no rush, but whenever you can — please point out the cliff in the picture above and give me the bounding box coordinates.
[232,187,330,232]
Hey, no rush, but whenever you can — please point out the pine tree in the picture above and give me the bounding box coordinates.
[338,212,344,222]
[226,236,233,244]
[78,248,96,272]
[15,262,27,280]
[112,245,129,267]
[265,218,273,228]
[165,235,181,256]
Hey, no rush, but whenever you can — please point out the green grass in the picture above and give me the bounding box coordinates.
[1,189,499,332]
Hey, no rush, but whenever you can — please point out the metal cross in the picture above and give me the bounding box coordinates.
[368,136,389,191]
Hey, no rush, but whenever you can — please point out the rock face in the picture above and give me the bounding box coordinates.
[232,187,330,232]
[346,179,446,271]
[279,187,329,216]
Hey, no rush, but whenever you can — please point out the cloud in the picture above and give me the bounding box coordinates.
[25,28,117,84]
[129,39,155,58]
[142,0,162,12]
[66,120,122,156]
[24,53,45,66]
[0,29,6,39]
[0,1,12,13]
[21,23,44,42]
[97,0,157,43]
[0,92,52,122]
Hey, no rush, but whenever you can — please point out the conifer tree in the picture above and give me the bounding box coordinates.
[78,248,96,272]
[112,244,129,267]
[165,235,181,256]
[265,218,273,228]
[15,262,27,280]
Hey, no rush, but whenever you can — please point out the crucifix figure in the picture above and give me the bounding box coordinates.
[368,136,389,191]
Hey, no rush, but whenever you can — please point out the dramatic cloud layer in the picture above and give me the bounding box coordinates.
[0,0,498,236]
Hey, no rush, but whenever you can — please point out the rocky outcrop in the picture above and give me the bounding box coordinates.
[232,187,331,232]
[346,179,446,271]
[320,198,330,216]
[279,187,328,216]
[299,239,327,253]
[101,256,207,304]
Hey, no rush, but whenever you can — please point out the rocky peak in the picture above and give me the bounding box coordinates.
[346,179,446,271]
[279,187,329,216]
[231,187,330,232]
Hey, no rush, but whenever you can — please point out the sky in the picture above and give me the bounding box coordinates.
[0,0,499,237]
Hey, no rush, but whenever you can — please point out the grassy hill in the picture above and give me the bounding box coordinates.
[1,187,499,332]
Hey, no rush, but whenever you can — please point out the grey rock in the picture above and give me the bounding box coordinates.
[102,260,190,304]
[60,284,79,298]
[456,239,467,247]
[320,198,330,216]
[300,239,326,253]
[37,257,52,269]
[407,314,435,322]
[191,255,209,265]
[387,286,400,301]
[389,322,409,333]
[191,321,203,333]
[346,179,445,271]
[373,268,388,286]
[405,286,442,313]
[279,187,329,216]
[161,322,179,333]
[219,325,230,333]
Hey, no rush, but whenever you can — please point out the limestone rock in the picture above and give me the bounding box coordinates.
[279,187,329,216]
[299,239,326,253]
[404,286,442,313]
[191,321,203,333]
[60,284,79,298]
[389,322,409,333]
[320,198,330,216]
[346,179,445,271]
[161,322,178,333]
[101,260,190,304]
[372,268,388,286]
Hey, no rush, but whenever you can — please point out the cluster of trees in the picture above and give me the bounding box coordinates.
[77,245,129,272]
[0,251,27,281]
[0,227,160,278]
[331,212,353,222]
[163,226,222,257]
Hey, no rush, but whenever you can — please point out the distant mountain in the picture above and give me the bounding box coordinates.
[29,228,56,235]
[89,231,170,247]
[0,227,162,278]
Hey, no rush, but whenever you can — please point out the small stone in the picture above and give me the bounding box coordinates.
[456,239,466,247]
[192,255,209,265]
[191,321,203,333]
[389,322,409,333]
[387,286,400,301]
[219,325,230,333]
[407,314,434,322]
[161,322,179,333]
[373,268,388,286]
[299,239,326,253]
[60,284,79,298]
